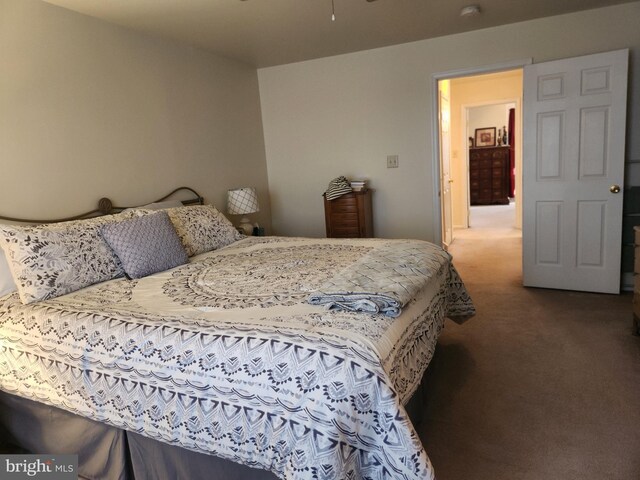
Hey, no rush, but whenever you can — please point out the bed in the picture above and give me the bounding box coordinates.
[0,188,475,480]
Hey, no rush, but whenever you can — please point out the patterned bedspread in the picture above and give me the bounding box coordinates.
[308,240,472,318]
[0,237,474,479]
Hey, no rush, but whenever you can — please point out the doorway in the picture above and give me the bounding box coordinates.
[434,49,628,294]
[437,68,524,246]
[467,101,518,230]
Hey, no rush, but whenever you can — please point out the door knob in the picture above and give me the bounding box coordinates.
[610,185,621,194]
[448,179,454,183]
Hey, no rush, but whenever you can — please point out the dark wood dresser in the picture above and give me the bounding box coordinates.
[324,190,373,238]
[469,146,510,205]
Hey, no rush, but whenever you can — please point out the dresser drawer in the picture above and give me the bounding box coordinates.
[330,213,359,227]
[471,168,491,180]
[471,149,492,160]
[331,227,360,237]
[470,180,491,192]
[492,159,505,167]
[330,202,358,213]
[474,159,491,169]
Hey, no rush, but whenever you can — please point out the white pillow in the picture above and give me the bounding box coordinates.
[0,249,17,297]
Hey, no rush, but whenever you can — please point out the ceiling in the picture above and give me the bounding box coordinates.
[42,0,634,68]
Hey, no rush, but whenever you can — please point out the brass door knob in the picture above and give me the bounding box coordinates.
[610,185,621,194]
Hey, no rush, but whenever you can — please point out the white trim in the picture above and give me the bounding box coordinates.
[432,58,534,81]
[431,58,532,246]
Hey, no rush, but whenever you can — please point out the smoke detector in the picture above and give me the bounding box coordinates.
[460,5,481,17]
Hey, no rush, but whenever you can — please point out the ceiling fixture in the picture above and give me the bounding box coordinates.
[460,5,481,17]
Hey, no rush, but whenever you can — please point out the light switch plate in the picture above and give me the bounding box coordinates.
[387,155,399,168]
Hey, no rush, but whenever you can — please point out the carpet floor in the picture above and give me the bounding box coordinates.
[418,217,640,479]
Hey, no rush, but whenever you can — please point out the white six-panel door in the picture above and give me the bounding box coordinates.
[523,49,628,293]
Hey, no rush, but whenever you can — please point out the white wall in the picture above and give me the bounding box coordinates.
[0,0,271,230]
[468,105,510,143]
[258,2,640,242]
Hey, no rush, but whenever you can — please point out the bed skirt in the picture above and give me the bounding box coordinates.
[0,392,275,480]
[0,376,428,480]
[0,380,428,480]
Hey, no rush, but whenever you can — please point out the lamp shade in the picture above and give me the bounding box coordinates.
[227,187,260,215]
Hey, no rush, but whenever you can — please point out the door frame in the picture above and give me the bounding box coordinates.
[431,58,532,246]
[438,81,453,247]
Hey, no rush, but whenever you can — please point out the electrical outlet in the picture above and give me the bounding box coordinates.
[387,155,399,168]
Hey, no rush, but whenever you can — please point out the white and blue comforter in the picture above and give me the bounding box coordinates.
[0,237,474,479]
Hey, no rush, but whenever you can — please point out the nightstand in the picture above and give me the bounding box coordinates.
[323,190,373,238]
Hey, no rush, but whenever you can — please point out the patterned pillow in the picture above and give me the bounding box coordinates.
[0,215,125,304]
[162,205,244,257]
[101,211,189,279]
[0,250,17,298]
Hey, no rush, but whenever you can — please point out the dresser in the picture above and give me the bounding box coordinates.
[469,146,510,205]
[324,190,373,238]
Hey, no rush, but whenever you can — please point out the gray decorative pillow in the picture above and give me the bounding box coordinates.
[0,215,125,304]
[101,211,188,279]
[163,205,244,257]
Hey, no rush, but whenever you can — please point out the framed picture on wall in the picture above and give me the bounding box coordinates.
[474,127,496,147]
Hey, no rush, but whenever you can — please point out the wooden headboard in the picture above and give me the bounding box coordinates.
[0,186,204,224]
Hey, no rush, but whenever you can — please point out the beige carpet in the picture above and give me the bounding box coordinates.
[418,216,640,479]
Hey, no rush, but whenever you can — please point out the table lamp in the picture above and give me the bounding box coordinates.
[227,187,259,235]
